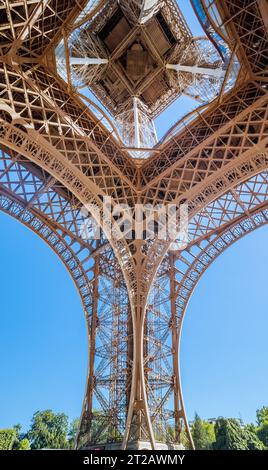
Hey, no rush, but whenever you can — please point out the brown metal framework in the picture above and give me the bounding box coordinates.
[0,0,267,450]
[55,0,232,150]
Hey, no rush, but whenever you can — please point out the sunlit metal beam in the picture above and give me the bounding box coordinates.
[166,63,226,79]
[69,57,108,65]
[139,0,161,24]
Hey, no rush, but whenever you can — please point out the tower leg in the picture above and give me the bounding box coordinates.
[122,288,156,449]
[76,255,100,448]
[169,253,195,449]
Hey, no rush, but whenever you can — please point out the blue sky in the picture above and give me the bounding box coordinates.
[0,0,267,433]
[181,226,268,424]
[1,208,268,431]
[0,212,87,430]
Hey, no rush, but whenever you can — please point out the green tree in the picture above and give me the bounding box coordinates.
[257,423,268,448]
[191,413,215,449]
[213,418,265,450]
[257,406,268,426]
[17,438,31,450]
[13,424,22,438]
[12,424,23,449]
[11,424,31,450]
[68,418,79,449]
[0,430,16,450]
[180,429,191,450]
[255,407,268,448]
[26,410,69,449]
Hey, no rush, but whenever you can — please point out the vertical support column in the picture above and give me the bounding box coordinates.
[169,252,182,443]
[127,303,133,410]
[76,255,100,448]
[122,284,156,449]
[133,97,141,149]
[144,303,149,423]
[86,255,100,427]
[169,253,195,450]
[116,97,157,150]
[258,0,268,31]
[109,274,129,440]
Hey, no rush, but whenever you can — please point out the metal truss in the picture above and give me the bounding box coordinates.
[55,0,232,149]
[141,81,268,191]
[0,147,131,448]
[174,202,268,375]
[0,0,268,451]
[0,0,89,58]
[78,249,131,448]
[116,98,158,152]
[119,0,162,25]
[215,0,268,77]
[0,148,101,313]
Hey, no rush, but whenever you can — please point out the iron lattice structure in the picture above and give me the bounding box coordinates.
[55,0,231,151]
[0,0,267,450]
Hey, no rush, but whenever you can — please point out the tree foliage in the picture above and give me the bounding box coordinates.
[2,407,268,450]
[213,418,265,450]
[17,438,31,450]
[26,410,69,449]
[68,418,79,449]
[256,406,268,426]
[0,429,16,450]
[257,423,268,448]
[191,413,215,450]
[255,406,268,448]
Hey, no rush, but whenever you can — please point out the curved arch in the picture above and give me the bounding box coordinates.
[1,0,267,452]
[0,149,100,304]
[176,167,268,319]
[142,150,268,309]
[0,120,155,447]
[0,148,132,448]
[0,191,95,312]
[173,205,268,449]
[1,68,268,449]
[177,205,268,329]
[0,185,131,449]
[145,167,268,449]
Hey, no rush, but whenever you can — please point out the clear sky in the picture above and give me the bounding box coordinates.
[0,0,267,433]
[181,226,268,424]
[1,206,268,431]
[0,212,88,431]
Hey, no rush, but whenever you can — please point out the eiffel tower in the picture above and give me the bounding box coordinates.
[0,0,267,450]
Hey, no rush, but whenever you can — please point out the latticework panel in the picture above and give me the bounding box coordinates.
[0,63,139,201]
[142,82,268,191]
[0,0,86,57]
[217,0,268,76]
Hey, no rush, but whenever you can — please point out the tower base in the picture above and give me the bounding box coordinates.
[85,441,185,451]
